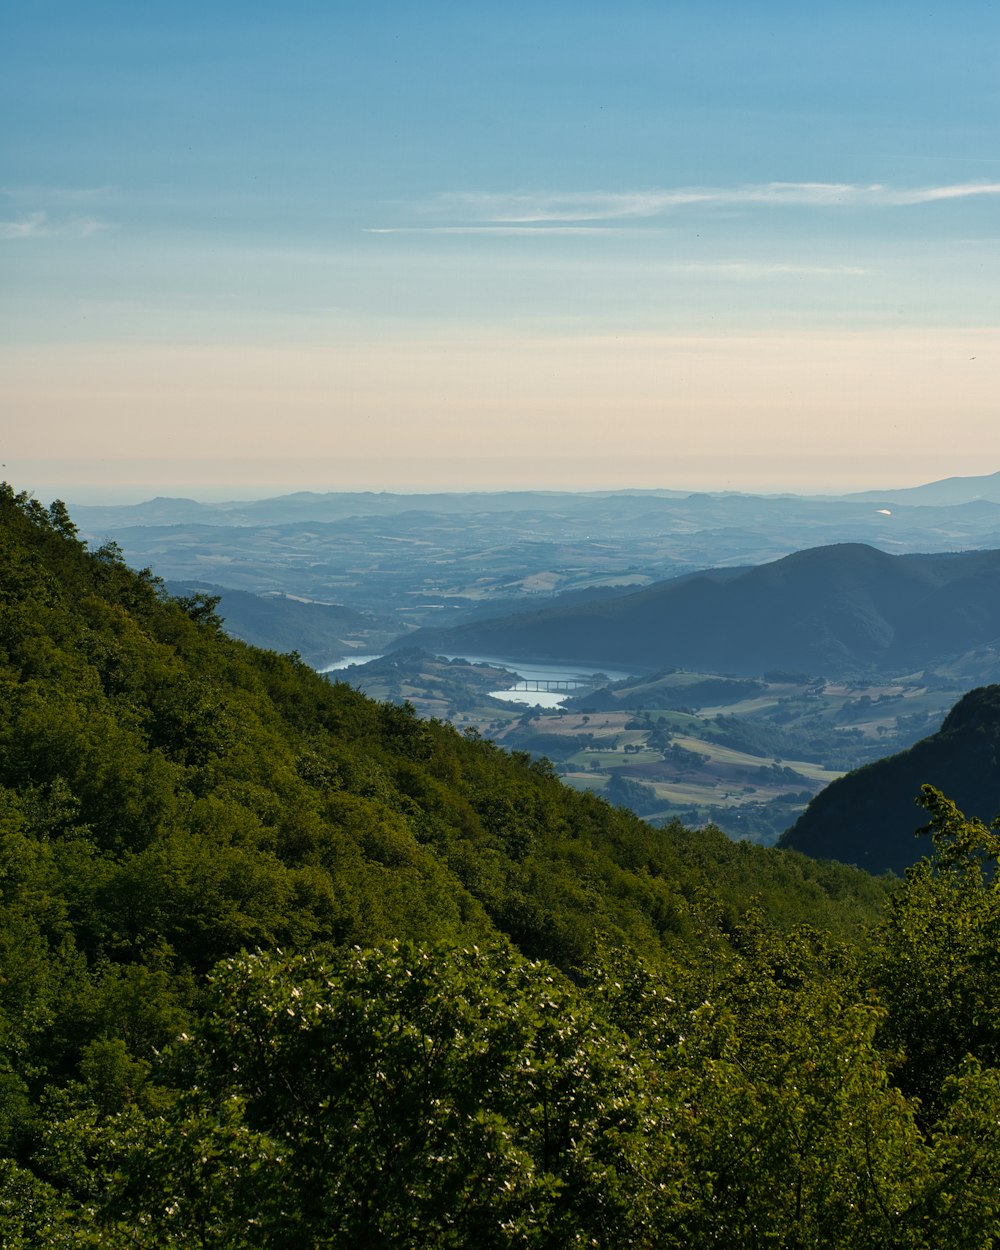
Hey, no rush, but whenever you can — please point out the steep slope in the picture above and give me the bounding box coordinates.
[401,543,1000,677]
[0,484,887,1056]
[165,580,386,666]
[780,684,1000,873]
[884,563,1000,669]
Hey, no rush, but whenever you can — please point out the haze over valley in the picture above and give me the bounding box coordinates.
[66,470,1000,848]
[71,470,1000,662]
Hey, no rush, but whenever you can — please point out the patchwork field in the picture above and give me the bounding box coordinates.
[333,653,963,844]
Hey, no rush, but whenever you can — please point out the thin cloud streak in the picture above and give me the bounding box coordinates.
[0,184,118,206]
[366,225,619,236]
[0,210,114,240]
[361,234,869,276]
[429,181,1000,224]
[0,212,48,239]
[672,261,869,277]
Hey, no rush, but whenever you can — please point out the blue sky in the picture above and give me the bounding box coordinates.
[3,1,998,500]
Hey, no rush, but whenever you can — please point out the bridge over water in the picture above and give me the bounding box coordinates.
[509,678,593,693]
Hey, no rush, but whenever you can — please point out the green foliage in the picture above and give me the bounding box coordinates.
[867,786,1000,1114]
[604,772,661,815]
[652,922,924,1247]
[108,943,663,1248]
[33,934,1000,1248]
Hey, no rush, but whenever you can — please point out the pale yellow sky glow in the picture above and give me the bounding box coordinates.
[4,328,997,500]
[5,6,1000,505]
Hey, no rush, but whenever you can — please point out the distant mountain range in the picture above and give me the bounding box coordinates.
[398,544,1000,679]
[845,469,1000,507]
[780,685,1000,874]
[63,471,1000,645]
[69,489,699,529]
[67,468,1000,528]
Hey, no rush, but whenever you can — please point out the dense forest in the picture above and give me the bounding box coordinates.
[3,484,1000,1246]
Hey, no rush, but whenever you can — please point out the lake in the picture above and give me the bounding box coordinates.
[450,655,633,707]
[321,654,383,672]
[322,653,635,708]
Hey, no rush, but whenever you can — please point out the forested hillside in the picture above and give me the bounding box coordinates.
[781,684,1000,873]
[4,485,1000,1246]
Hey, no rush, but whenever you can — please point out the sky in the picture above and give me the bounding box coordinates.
[2,0,998,502]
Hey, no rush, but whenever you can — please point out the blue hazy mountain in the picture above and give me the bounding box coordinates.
[398,544,1000,678]
[67,477,1000,646]
[164,582,390,667]
[846,469,1000,507]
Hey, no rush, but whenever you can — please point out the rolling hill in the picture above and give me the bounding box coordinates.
[846,468,1000,507]
[398,543,1000,678]
[165,581,393,666]
[779,684,1000,874]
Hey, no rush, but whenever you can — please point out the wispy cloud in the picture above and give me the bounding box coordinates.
[0,211,48,239]
[886,182,1000,204]
[408,181,1000,226]
[1,184,118,206]
[69,217,112,238]
[670,261,869,278]
[0,209,114,240]
[0,186,118,240]
[359,233,868,277]
[366,225,620,236]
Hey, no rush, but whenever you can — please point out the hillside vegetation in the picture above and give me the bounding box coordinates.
[3,485,1000,1246]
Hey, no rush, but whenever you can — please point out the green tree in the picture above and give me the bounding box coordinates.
[868,786,1000,1114]
[110,943,667,1248]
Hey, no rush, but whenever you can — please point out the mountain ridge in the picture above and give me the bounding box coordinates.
[9,484,1000,1243]
[396,543,1000,678]
[845,469,1000,507]
[780,684,1000,873]
[66,468,1000,531]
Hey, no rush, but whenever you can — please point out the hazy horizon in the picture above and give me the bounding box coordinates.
[12,458,999,510]
[4,3,998,500]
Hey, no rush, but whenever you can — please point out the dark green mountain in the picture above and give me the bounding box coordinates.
[400,543,1000,677]
[780,684,1000,874]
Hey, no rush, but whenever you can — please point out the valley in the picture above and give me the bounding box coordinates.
[328,650,958,843]
[10,0,1000,1236]
[72,484,1000,667]
[70,479,1000,847]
